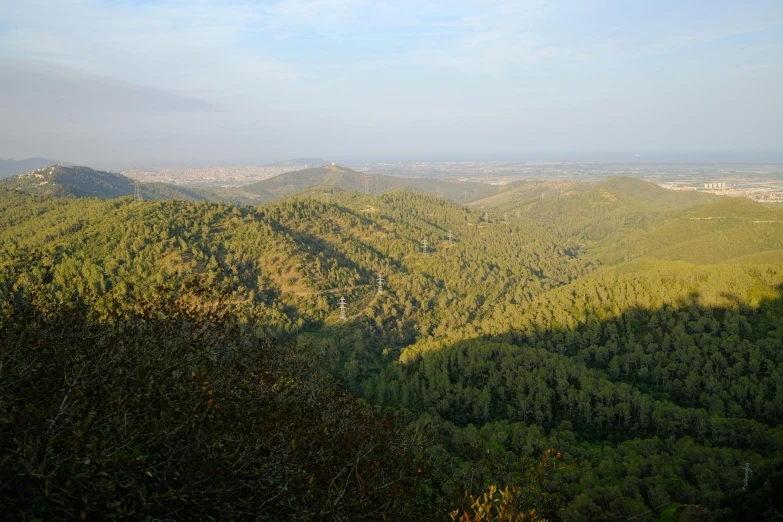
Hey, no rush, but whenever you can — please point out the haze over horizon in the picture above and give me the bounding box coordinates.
[1,0,782,167]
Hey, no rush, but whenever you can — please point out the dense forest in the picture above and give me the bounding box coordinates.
[1,171,782,521]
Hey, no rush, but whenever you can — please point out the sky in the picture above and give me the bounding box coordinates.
[0,0,782,167]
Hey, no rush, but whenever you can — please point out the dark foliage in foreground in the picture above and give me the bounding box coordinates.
[0,268,430,520]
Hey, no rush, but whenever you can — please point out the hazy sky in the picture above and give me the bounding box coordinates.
[1,0,782,167]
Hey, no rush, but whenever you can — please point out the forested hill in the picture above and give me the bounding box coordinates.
[614,197,783,264]
[0,188,587,340]
[0,165,215,201]
[242,163,511,204]
[1,185,782,520]
[472,177,720,212]
[473,177,722,242]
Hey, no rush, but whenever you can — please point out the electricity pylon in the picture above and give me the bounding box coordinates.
[339,297,347,321]
[129,171,142,201]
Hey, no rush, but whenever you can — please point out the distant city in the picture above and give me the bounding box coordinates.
[123,160,783,204]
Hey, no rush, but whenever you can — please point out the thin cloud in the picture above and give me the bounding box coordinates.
[0,0,781,164]
[0,61,215,114]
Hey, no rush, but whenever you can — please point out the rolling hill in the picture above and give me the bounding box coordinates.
[470,177,724,257]
[467,175,781,268]
[0,165,217,202]
[242,163,510,204]
[471,176,721,212]
[618,197,783,264]
[2,176,782,520]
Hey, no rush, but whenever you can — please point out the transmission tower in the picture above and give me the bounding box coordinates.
[339,296,347,321]
[517,209,520,219]
[448,230,453,245]
[377,273,384,294]
[129,171,142,202]
[421,239,428,254]
[744,462,753,489]
[364,175,370,196]
[504,212,508,221]
[484,211,489,222]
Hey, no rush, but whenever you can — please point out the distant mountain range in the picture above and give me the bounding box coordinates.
[0,158,71,179]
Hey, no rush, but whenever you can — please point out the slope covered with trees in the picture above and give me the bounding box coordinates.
[1,182,781,521]
[243,163,513,204]
[471,177,783,267]
[620,198,783,264]
[365,263,783,519]
[0,264,432,520]
[472,177,720,239]
[0,165,216,201]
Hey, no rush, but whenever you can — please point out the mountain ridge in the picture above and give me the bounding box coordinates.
[242,164,513,204]
[0,165,217,202]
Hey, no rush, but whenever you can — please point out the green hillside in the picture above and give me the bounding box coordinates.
[470,177,722,247]
[597,177,721,208]
[0,188,587,341]
[611,198,783,264]
[473,177,720,212]
[2,184,782,520]
[242,163,508,204]
[0,165,216,202]
[468,177,767,268]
